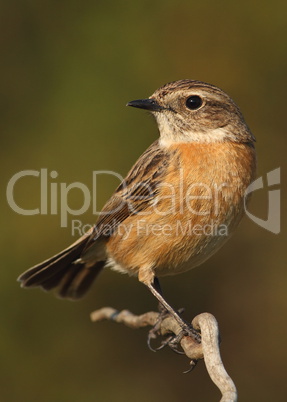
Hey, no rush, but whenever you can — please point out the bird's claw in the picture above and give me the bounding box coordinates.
[183,359,198,374]
[148,329,185,353]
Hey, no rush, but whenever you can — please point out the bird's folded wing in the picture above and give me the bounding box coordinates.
[84,140,173,248]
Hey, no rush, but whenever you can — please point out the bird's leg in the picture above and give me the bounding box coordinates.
[147,277,170,350]
[147,276,172,352]
[152,277,166,314]
[146,277,201,350]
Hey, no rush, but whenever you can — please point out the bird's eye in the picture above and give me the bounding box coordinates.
[185,95,203,110]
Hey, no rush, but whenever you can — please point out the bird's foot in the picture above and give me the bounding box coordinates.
[147,307,171,351]
[178,320,202,344]
[147,307,201,353]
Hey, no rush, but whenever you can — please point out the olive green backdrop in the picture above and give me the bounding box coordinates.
[1,1,286,401]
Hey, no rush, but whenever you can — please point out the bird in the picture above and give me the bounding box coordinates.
[18,79,256,339]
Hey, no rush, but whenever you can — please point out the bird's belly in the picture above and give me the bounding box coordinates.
[154,224,230,277]
[106,207,238,278]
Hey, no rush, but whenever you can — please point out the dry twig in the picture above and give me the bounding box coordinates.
[91,308,237,402]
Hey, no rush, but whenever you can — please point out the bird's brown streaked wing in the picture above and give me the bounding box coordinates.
[85,140,172,245]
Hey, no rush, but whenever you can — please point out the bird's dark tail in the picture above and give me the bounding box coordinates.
[17,232,105,300]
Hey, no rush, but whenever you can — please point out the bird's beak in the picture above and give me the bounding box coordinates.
[126,98,163,112]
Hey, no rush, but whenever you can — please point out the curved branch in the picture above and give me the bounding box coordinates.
[90,308,237,402]
[192,313,237,402]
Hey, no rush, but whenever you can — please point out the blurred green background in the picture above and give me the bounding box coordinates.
[1,1,286,401]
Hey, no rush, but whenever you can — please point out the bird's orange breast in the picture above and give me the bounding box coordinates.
[106,141,256,277]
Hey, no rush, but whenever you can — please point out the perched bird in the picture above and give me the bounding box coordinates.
[18,80,256,337]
